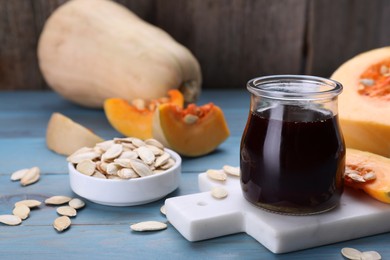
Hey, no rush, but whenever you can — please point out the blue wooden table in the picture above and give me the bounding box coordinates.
[0,90,389,259]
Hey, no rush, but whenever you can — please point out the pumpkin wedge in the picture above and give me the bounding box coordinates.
[345,148,390,203]
[104,89,184,140]
[152,103,230,157]
[46,113,104,156]
[331,47,390,157]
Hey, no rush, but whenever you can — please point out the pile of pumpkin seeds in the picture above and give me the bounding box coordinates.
[67,137,176,180]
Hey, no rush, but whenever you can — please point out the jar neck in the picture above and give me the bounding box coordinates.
[247,75,343,101]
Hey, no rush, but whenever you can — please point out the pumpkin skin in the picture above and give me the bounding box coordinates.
[37,0,201,108]
[104,89,184,140]
[152,103,230,157]
[345,148,390,203]
[331,47,390,157]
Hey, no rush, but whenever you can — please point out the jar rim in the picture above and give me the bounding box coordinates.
[247,75,343,100]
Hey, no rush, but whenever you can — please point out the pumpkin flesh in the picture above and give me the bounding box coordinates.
[104,89,183,140]
[345,148,390,203]
[331,47,390,157]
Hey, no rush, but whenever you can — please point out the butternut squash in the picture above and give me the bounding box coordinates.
[331,47,390,157]
[38,0,201,108]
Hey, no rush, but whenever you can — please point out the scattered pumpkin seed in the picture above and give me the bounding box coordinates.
[211,186,228,199]
[222,165,240,177]
[361,251,382,260]
[20,167,40,186]
[45,195,72,205]
[68,198,85,210]
[12,205,30,220]
[57,206,77,217]
[130,221,167,232]
[10,168,29,181]
[341,247,363,260]
[0,215,22,226]
[14,199,42,208]
[207,169,227,181]
[53,216,71,232]
[160,205,166,216]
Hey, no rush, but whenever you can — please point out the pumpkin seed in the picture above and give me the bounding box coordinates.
[114,158,133,168]
[95,140,115,151]
[76,159,96,176]
[12,205,30,220]
[211,186,228,199]
[0,215,22,226]
[117,168,139,179]
[380,65,389,75]
[160,205,166,216]
[118,150,138,159]
[130,159,153,177]
[131,138,146,148]
[105,163,121,175]
[360,78,375,86]
[135,146,155,165]
[102,144,123,161]
[130,221,167,231]
[92,171,107,179]
[145,145,164,156]
[183,114,199,124]
[53,216,71,232]
[68,198,85,209]
[14,199,41,208]
[131,98,146,110]
[348,173,366,183]
[361,251,382,260]
[45,195,72,205]
[341,247,362,260]
[154,152,170,167]
[67,151,100,164]
[207,169,227,181]
[160,158,175,170]
[10,168,29,181]
[145,138,164,149]
[223,165,240,177]
[20,167,40,186]
[363,171,376,181]
[57,206,77,217]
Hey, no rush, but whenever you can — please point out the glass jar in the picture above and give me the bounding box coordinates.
[240,75,345,215]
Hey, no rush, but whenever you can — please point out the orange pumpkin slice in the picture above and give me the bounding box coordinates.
[345,148,390,203]
[152,103,230,157]
[104,89,184,140]
[331,47,390,157]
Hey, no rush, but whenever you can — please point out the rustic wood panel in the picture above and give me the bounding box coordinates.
[0,0,389,91]
[156,0,307,89]
[306,0,390,77]
[0,0,43,90]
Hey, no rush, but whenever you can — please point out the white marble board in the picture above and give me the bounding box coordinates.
[165,170,390,253]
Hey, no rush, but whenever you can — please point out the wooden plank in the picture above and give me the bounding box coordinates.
[156,0,307,89]
[0,0,43,90]
[306,0,390,77]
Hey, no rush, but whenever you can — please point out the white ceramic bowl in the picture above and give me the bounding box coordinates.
[69,149,181,206]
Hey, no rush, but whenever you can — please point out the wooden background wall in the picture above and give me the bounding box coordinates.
[1,0,390,91]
